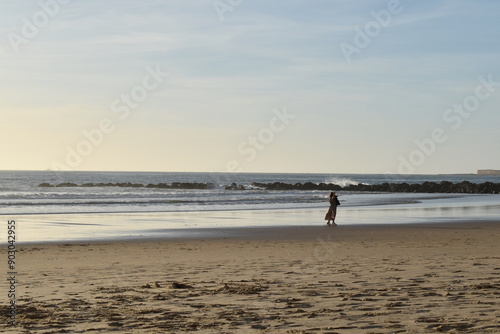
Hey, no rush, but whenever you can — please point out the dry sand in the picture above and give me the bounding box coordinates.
[1,222,500,333]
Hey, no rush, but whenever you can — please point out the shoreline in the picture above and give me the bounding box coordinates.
[11,219,500,246]
[2,193,499,245]
[4,199,500,245]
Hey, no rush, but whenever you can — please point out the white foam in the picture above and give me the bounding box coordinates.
[323,177,369,187]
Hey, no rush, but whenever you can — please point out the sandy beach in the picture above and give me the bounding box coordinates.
[2,222,500,333]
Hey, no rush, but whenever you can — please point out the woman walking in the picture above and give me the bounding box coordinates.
[325,192,340,226]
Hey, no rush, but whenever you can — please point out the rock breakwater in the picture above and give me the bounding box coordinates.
[37,180,500,194]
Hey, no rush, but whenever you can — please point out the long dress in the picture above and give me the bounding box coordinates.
[324,197,338,221]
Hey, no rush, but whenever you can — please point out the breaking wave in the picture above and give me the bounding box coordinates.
[324,177,369,188]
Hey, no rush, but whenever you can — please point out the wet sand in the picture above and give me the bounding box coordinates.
[2,222,500,333]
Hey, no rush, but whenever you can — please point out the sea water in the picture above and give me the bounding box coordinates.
[1,170,499,243]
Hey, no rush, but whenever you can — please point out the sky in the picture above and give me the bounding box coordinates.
[1,0,499,174]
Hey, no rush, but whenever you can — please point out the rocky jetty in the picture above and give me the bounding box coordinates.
[250,181,500,194]
[37,180,500,194]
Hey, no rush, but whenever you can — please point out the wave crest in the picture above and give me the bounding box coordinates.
[324,177,369,188]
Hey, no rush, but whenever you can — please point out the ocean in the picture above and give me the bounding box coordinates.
[1,170,499,243]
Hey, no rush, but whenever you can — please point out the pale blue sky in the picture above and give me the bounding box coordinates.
[1,0,499,174]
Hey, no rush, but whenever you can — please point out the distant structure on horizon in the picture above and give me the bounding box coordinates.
[477,169,500,175]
